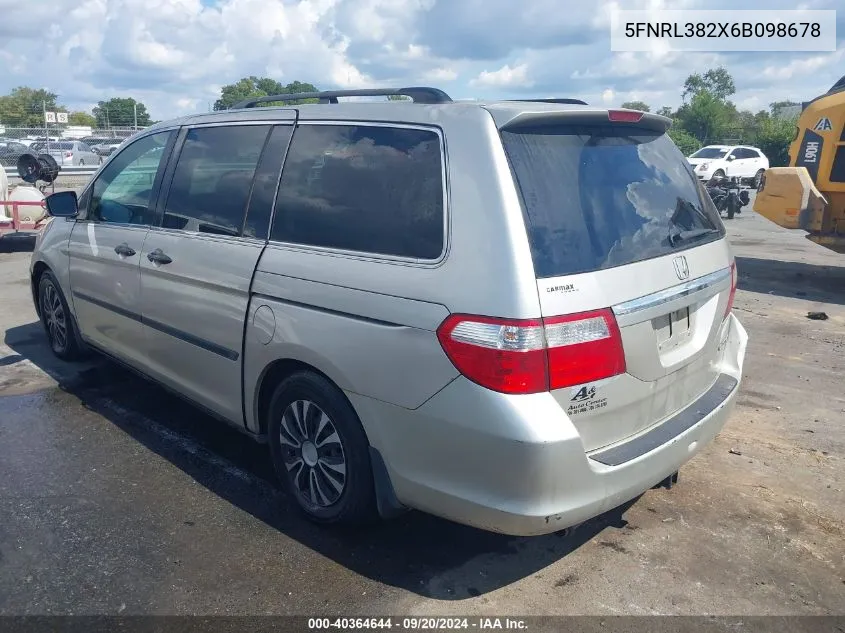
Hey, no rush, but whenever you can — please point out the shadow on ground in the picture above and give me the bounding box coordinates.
[735,256,845,306]
[3,321,643,600]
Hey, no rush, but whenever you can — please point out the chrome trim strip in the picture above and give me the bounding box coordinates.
[612,267,731,317]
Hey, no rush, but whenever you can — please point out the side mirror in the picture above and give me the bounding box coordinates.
[45,190,79,218]
[726,155,735,161]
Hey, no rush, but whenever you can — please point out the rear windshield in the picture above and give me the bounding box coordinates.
[690,147,729,159]
[501,125,725,279]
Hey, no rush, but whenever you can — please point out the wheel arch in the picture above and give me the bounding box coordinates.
[254,357,363,439]
[31,260,51,318]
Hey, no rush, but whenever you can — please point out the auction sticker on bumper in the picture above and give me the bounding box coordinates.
[567,384,608,415]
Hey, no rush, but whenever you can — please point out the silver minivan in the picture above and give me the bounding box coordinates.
[31,87,748,536]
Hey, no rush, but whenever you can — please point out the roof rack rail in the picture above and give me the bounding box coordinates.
[232,87,453,109]
[507,98,589,105]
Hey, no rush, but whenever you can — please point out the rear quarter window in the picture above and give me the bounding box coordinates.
[501,125,725,278]
[271,124,445,260]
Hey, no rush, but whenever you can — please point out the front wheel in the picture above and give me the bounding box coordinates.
[754,169,765,189]
[267,371,377,527]
[38,271,82,361]
[712,169,725,180]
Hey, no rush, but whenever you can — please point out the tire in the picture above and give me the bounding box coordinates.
[754,169,764,190]
[712,169,725,180]
[726,193,738,219]
[79,159,85,166]
[38,270,82,361]
[267,371,377,527]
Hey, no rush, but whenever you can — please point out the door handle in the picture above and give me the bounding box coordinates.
[114,243,136,257]
[147,248,172,265]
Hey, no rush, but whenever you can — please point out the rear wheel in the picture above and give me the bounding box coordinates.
[267,371,377,526]
[38,270,82,361]
[754,169,764,189]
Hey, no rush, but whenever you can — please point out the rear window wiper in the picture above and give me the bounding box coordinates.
[668,227,720,246]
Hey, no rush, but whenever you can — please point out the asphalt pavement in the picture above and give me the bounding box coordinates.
[1,203,843,616]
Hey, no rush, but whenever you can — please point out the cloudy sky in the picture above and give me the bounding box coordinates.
[0,0,842,121]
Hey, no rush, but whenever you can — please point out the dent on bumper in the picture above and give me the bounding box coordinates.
[358,314,749,536]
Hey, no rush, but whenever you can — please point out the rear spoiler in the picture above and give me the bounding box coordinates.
[492,108,672,134]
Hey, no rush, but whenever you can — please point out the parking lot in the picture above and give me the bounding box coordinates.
[0,201,843,616]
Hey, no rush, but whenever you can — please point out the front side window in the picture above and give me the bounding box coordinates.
[88,131,173,225]
[162,125,269,237]
[271,124,444,259]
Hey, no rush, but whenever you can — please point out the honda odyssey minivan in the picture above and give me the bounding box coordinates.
[32,87,747,535]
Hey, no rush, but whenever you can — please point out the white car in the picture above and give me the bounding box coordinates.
[687,145,769,185]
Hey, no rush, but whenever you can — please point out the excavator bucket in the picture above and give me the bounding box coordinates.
[754,167,829,231]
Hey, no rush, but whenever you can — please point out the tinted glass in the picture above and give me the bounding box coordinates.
[243,125,292,240]
[163,125,269,237]
[691,147,729,159]
[271,124,444,259]
[501,125,725,279]
[89,131,173,225]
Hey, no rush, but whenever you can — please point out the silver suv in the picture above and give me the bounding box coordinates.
[32,87,748,536]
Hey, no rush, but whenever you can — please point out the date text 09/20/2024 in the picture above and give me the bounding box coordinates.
[308,618,528,630]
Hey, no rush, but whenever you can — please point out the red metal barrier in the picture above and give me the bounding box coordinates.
[0,199,48,237]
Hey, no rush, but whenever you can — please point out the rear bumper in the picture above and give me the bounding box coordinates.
[352,313,748,536]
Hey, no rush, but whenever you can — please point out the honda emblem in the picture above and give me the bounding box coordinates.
[673,255,690,280]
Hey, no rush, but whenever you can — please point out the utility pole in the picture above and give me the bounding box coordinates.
[43,99,50,152]
[133,102,138,130]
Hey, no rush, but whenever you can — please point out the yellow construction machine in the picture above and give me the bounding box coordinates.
[754,75,845,253]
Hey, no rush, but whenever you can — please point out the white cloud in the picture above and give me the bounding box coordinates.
[760,49,845,82]
[469,64,533,88]
[423,67,459,82]
[0,0,842,122]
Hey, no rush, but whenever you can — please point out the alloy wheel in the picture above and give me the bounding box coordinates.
[41,282,68,354]
[279,399,347,508]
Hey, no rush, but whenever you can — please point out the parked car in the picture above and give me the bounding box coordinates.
[91,139,124,157]
[687,145,769,186]
[0,139,31,166]
[81,137,121,149]
[31,88,748,536]
[29,140,100,166]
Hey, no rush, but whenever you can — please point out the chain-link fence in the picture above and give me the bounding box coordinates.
[1,127,143,171]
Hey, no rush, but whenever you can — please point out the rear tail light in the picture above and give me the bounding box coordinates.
[724,260,738,319]
[436,309,626,395]
[65,151,73,158]
[608,109,644,123]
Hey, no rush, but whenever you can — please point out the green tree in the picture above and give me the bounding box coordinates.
[213,77,319,110]
[770,100,799,117]
[620,100,650,112]
[756,115,798,167]
[0,87,61,127]
[682,66,735,102]
[92,98,152,128]
[667,127,702,156]
[657,106,675,118]
[68,111,97,127]
[675,91,734,144]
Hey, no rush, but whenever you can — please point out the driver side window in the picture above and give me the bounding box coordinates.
[88,131,173,225]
